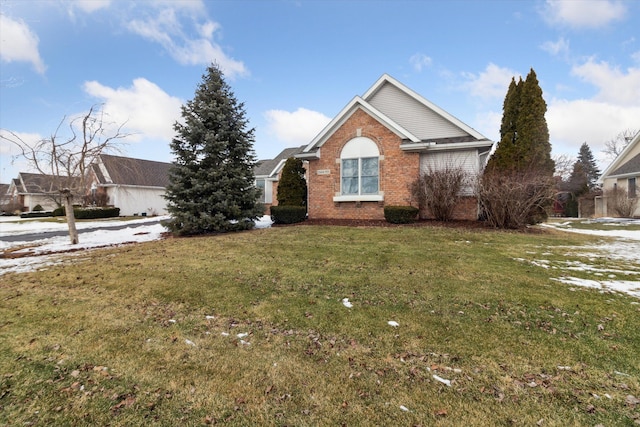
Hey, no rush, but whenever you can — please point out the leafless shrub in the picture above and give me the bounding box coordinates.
[605,187,638,218]
[477,169,556,229]
[411,164,469,221]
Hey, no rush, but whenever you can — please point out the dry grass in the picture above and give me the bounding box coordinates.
[1,225,639,426]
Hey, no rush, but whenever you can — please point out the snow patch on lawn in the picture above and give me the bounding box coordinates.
[0,215,273,276]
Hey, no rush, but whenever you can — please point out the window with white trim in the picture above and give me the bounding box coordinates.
[336,137,381,201]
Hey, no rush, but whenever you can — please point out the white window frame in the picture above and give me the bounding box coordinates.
[334,137,383,202]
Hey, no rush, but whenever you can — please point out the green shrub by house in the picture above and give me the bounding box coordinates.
[270,205,306,224]
[384,206,419,224]
[52,207,120,219]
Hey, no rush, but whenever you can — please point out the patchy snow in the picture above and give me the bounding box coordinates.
[0,215,273,276]
[342,298,353,308]
[530,219,640,299]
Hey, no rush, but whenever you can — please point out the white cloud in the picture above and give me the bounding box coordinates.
[264,108,331,145]
[540,37,570,58]
[571,59,640,106]
[72,0,111,13]
[0,130,44,179]
[82,78,183,142]
[410,53,432,72]
[462,63,520,100]
[547,98,640,166]
[632,51,640,65]
[126,7,247,78]
[542,0,626,29]
[0,15,46,74]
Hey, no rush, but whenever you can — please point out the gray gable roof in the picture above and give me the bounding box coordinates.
[96,154,172,187]
[255,145,306,177]
[14,172,81,194]
[610,152,640,176]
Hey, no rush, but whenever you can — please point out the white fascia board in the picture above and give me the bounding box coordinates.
[268,159,287,178]
[303,96,420,153]
[400,139,495,152]
[598,130,640,183]
[295,150,320,159]
[363,74,489,141]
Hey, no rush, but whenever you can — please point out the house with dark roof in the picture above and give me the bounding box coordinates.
[596,130,640,217]
[89,154,172,216]
[255,145,306,212]
[6,172,82,212]
[296,74,494,221]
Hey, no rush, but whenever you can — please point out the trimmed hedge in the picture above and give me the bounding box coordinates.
[384,206,419,224]
[270,205,307,224]
[52,207,120,219]
[20,211,54,219]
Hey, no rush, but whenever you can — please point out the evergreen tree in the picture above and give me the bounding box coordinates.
[480,68,555,227]
[576,142,600,190]
[164,64,263,235]
[277,157,307,207]
[516,69,554,174]
[487,77,522,172]
[486,69,554,175]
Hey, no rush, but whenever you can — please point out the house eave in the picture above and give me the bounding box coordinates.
[296,150,320,160]
[605,172,640,180]
[400,140,495,152]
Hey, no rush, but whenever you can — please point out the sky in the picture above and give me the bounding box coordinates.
[1,0,639,183]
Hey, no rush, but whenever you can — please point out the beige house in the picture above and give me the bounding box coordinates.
[595,130,640,218]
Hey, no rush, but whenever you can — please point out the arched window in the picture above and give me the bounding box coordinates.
[335,137,382,201]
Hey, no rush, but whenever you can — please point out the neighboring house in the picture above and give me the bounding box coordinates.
[255,145,306,212]
[296,74,494,221]
[88,154,171,216]
[595,130,640,217]
[6,172,81,212]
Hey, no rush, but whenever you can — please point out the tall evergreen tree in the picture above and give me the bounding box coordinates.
[575,142,600,190]
[277,157,307,207]
[486,69,554,175]
[164,64,263,235]
[516,69,554,174]
[487,77,522,171]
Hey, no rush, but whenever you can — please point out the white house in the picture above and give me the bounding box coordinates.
[89,154,171,216]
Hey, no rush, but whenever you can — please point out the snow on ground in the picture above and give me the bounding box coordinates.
[534,219,640,299]
[0,215,273,276]
[2,215,639,301]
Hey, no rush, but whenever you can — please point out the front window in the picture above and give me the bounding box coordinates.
[256,179,266,203]
[630,177,637,198]
[339,137,380,197]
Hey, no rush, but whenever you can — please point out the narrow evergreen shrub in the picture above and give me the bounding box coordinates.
[270,205,307,224]
[384,206,419,224]
[32,204,44,212]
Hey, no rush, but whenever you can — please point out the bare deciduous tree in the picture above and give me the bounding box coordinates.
[605,187,638,218]
[477,169,556,229]
[1,104,130,244]
[411,163,470,222]
[602,129,638,161]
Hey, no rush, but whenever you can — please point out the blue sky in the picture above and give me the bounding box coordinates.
[1,0,639,182]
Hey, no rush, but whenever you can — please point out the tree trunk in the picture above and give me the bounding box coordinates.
[61,189,79,244]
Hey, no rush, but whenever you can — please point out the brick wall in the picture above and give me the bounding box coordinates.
[419,195,479,221]
[307,109,420,220]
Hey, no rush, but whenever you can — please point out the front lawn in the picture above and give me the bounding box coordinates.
[1,225,639,426]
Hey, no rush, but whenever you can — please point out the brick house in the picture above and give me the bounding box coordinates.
[296,74,495,221]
